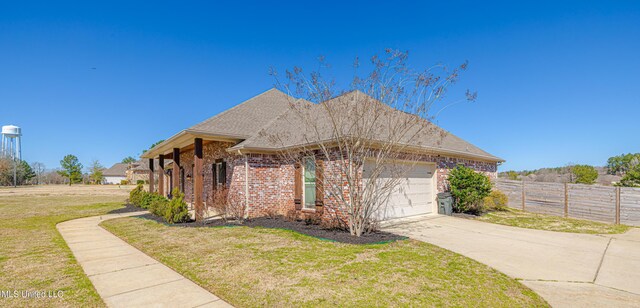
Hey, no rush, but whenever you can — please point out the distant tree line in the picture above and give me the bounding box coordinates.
[0,153,112,186]
[0,158,35,186]
[500,153,640,187]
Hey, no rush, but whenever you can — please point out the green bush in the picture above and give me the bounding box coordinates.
[483,190,509,211]
[164,188,191,223]
[571,164,598,184]
[120,179,129,185]
[448,165,492,215]
[136,180,145,185]
[149,196,169,217]
[140,192,166,209]
[129,184,145,206]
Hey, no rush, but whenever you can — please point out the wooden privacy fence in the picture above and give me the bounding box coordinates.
[494,179,640,226]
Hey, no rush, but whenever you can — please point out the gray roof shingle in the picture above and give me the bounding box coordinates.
[230,90,502,161]
[187,88,303,138]
[102,163,128,177]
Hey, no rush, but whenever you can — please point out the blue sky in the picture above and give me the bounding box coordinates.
[1,1,639,171]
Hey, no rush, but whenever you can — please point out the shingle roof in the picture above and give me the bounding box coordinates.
[231,90,502,162]
[102,163,128,177]
[187,88,303,138]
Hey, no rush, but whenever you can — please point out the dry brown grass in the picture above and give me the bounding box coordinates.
[0,184,136,197]
[0,185,128,307]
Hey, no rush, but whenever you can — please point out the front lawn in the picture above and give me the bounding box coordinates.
[472,208,631,234]
[0,185,129,307]
[101,216,547,307]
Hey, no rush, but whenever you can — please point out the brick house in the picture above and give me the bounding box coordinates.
[126,159,172,184]
[141,89,503,222]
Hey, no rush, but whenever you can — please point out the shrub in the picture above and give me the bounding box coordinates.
[136,180,145,185]
[448,165,492,215]
[140,192,167,209]
[570,164,598,184]
[129,184,145,206]
[120,179,129,185]
[483,190,509,211]
[164,188,191,223]
[149,197,169,217]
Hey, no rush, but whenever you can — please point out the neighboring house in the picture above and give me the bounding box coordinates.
[126,159,172,183]
[102,163,129,184]
[141,89,503,222]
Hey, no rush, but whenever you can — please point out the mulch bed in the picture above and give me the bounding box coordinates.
[452,212,482,219]
[108,203,147,214]
[109,204,406,245]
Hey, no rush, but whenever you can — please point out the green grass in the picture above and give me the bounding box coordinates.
[102,217,548,307]
[473,208,631,234]
[0,188,128,307]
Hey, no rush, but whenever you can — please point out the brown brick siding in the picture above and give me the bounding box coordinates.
[178,141,236,205]
[174,141,497,224]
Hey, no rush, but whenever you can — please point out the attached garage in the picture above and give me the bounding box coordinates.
[363,160,436,220]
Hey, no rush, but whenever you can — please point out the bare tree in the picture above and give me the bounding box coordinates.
[206,187,247,222]
[268,50,473,236]
[31,162,46,185]
[42,169,65,184]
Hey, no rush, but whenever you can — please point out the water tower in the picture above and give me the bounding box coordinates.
[1,125,22,160]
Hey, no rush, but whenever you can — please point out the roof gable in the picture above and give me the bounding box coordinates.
[102,163,128,176]
[187,88,300,138]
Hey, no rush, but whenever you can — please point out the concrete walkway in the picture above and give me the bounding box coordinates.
[383,215,640,308]
[57,212,232,308]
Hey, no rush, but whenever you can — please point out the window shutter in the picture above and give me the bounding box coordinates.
[294,162,302,210]
[220,161,227,186]
[315,158,324,207]
[212,163,218,188]
[180,167,185,192]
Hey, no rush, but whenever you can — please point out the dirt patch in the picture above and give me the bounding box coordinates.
[120,206,405,244]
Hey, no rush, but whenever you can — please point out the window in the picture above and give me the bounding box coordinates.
[303,157,316,209]
[212,160,226,189]
[216,162,224,185]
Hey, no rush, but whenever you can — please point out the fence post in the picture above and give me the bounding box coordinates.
[521,180,526,211]
[564,182,569,218]
[616,187,621,225]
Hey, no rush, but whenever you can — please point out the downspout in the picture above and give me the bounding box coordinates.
[238,149,250,219]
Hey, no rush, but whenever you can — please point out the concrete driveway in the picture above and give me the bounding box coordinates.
[383,215,640,307]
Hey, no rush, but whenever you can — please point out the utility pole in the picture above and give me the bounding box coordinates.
[13,157,17,187]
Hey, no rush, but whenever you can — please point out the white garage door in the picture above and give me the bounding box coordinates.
[363,160,435,220]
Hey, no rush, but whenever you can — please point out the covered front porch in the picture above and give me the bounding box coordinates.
[141,129,244,221]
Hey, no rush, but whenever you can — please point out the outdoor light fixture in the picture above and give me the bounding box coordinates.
[186,174,192,181]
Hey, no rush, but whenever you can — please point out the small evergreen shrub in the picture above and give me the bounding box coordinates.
[136,180,145,185]
[448,165,492,215]
[140,192,166,209]
[164,188,191,223]
[149,197,169,217]
[129,184,145,206]
[483,190,509,211]
[120,179,129,185]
